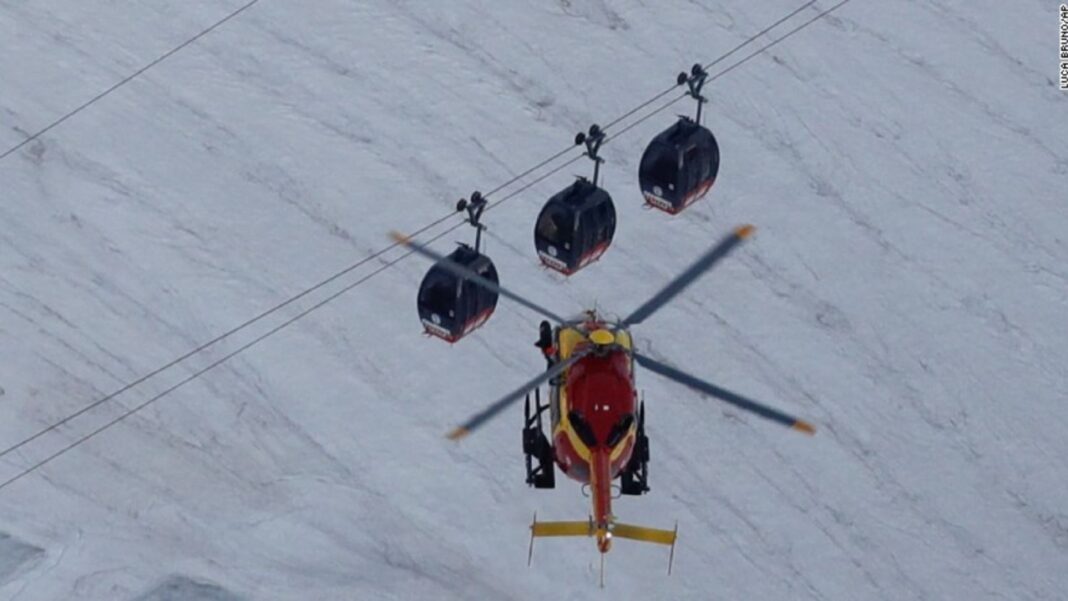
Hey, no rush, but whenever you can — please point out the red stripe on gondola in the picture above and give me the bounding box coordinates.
[643,177,715,214]
[422,305,496,343]
[539,240,612,276]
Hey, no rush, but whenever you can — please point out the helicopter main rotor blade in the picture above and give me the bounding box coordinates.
[622,225,754,327]
[447,350,589,440]
[391,231,568,324]
[632,351,815,435]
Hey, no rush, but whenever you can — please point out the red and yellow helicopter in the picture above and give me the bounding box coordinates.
[393,224,815,584]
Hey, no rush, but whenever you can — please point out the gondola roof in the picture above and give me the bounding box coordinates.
[649,116,712,149]
[549,178,612,210]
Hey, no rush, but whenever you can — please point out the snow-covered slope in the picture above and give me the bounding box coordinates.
[2,1,1066,599]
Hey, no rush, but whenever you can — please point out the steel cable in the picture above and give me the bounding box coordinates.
[0,0,853,491]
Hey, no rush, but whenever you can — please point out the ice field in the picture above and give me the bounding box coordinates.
[1,1,1066,599]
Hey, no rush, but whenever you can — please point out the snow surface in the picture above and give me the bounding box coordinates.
[2,1,1067,599]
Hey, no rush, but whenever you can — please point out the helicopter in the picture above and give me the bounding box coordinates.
[392,224,815,585]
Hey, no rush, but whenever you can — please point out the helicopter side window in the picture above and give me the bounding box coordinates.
[605,413,635,448]
[568,410,598,448]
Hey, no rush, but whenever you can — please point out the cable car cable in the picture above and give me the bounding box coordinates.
[601,0,821,132]
[0,222,460,494]
[0,209,458,464]
[0,138,582,474]
[0,0,841,482]
[606,0,854,145]
[704,0,853,80]
[0,0,852,490]
[0,147,584,492]
[465,0,841,206]
[0,0,264,162]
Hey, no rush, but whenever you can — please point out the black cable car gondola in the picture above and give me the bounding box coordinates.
[639,117,719,214]
[416,192,499,342]
[534,125,617,275]
[639,65,720,215]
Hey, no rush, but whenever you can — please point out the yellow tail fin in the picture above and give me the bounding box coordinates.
[531,520,593,538]
[528,513,679,574]
[612,522,677,546]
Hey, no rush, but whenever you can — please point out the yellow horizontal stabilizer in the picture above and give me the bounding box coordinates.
[531,520,593,538]
[612,522,677,546]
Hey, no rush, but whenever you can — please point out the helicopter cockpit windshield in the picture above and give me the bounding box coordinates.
[568,410,598,448]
